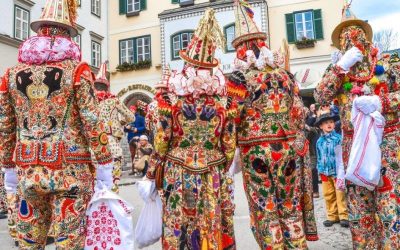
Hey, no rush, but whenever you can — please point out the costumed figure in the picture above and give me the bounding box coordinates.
[0,0,114,249]
[226,1,318,249]
[149,9,237,249]
[314,2,400,249]
[93,61,135,193]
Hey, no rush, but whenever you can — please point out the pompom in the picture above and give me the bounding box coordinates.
[369,76,380,86]
[343,82,353,92]
[375,64,385,76]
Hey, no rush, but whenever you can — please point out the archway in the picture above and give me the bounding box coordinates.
[123,92,152,116]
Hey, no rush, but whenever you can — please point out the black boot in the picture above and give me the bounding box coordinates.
[323,220,339,227]
[340,220,350,228]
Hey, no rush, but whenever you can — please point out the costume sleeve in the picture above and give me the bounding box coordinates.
[288,81,309,157]
[116,99,135,125]
[314,64,344,105]
[74,64,112,166]
[124,122,134,133]
[221,108,237,171]
[0,74,17,169]
[382,65,400,112]
[334,144,346,191]
[136,116,146,133]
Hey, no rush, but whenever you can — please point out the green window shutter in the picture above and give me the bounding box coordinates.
[133,38,138,63]
[172,0,179,3]
[313,9,324,40]
[119,0,126,14]
[140,0,147,10]
[119,41,122,65]
[285,13,295,43]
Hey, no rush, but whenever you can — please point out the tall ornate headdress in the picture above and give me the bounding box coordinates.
[231,0,267,49]
[179,8,225,68]
[31,0,79,37]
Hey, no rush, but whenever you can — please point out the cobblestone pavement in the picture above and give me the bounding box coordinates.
[0,173,352,250]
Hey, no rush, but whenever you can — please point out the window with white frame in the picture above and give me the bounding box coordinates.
[15,6,29,41]
[127,0,140,13]
[91,41,101,67]
[171,31,194,60]
[119,35,151,64]
[120,40,134,63]
[294,11,314,40]
[72,34,81,48]
[225,24,235,52]
[137,36,151,62]
[91,0,101,17]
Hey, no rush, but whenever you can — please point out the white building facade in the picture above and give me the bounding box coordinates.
[0,0,109,74]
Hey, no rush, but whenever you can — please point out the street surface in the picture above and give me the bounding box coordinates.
[0,173,352,250]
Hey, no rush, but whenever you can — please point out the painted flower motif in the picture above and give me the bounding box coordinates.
[360,215,374,230]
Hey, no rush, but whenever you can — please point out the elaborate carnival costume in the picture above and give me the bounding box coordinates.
[226,1,318,248]
[93,61,135,193]
[314,3,400,249]
[150,9,237,250]
[0,0,114,249]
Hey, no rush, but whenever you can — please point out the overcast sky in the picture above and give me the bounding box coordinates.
[351,0,400,49]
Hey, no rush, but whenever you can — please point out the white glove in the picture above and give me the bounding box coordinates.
[3,168,18,194]
[260,47,275,66]
[336,47,363,72]
[246,50,256,65]
[96,163,114,190]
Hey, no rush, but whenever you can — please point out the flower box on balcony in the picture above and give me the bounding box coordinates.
[295,38,316,49]
[116,60,152,72]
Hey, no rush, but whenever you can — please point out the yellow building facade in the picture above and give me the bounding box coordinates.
[109,0,342,105]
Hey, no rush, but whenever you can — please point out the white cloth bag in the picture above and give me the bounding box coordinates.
[345,95,385,191]
[135,180,162,249]
[228,147,242,176]
[85,182,135,250]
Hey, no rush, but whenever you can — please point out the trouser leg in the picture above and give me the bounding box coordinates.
[7,193,19,240]
[220,172,236,249]
[335,186,348,221]
[312,168,319,194]
[375,166,399,249]
[17,197,51,249]
[129,142,137,173]
[276,159,308,249]
[346,184,380,249]
[241,148,283,249]
[321,175,339,221]
[0,172,7,212]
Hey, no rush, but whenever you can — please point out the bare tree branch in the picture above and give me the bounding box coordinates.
[373,29,399,52]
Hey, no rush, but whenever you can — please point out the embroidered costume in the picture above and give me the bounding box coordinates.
[314,3,400,249]
[226,1,318,248]
[0,1,113,249]
[93,61,135,193]
[150,9,237,250]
